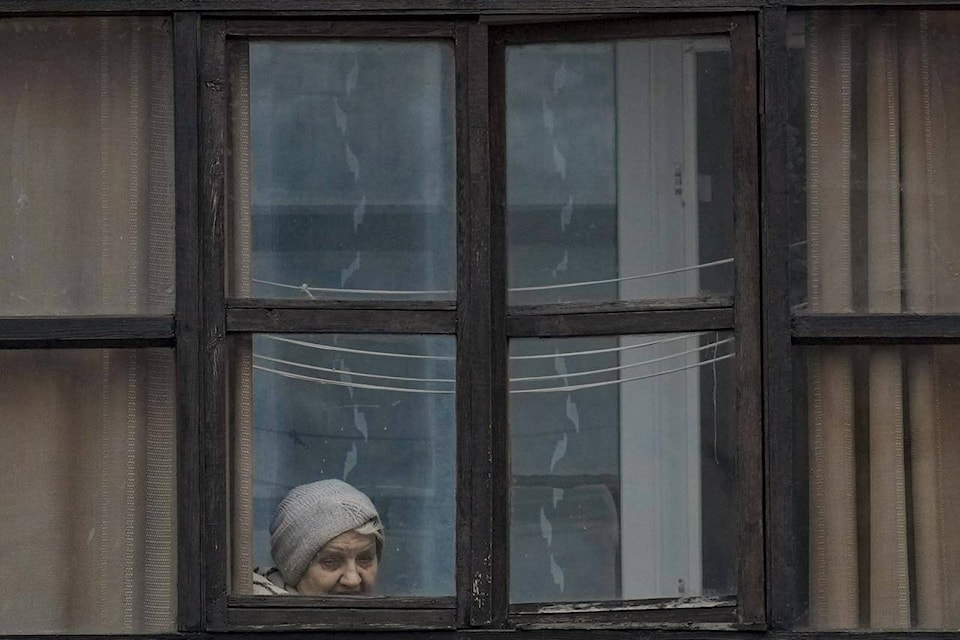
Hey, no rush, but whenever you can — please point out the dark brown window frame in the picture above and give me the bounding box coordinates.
[200,17,466,632]
[0,2,956,640]
[490,13,762,631]
[0,11,206,634]
[196,11,762,633]
[760,5,960,634]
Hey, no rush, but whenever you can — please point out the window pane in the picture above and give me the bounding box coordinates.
[230,334,456,597]
[796,345,960,629]
[0,349,176,633]
[0,18,174,315]
[509,333,736,603]
[506,39,734,306]
[788,10,960,313]
[228,41,456,301]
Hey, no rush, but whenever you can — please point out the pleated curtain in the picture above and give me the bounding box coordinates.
[228,43,256,595]
[0,18,176,633]
[806,9,960,629]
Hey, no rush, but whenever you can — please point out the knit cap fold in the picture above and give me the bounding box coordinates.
[270,479,384,586]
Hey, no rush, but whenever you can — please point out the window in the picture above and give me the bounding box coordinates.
[200,14,761,631]
[0,3,957,640]
[497,19,759,622]
[0,16,178,634]
[784,9,960,630]
[227,35,458,600]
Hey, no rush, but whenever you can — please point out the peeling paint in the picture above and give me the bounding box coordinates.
[520,621,740,632]
[535,595,735,614]
[472,572,486,610]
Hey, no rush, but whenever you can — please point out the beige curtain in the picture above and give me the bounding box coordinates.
[806,9,960,629]
[227,42,256,594]
[0,18,175,633]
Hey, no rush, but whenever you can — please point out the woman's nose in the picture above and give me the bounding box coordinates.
[340,562,362,587]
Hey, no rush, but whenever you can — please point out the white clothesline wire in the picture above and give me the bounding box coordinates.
[254,352,735,395]
[265,331,709,363]
[265,335,456,361]
[253,364,454,394]
[510,352,736,394]
[252,279,452,297]
[512,337,734,382]
[253,335,731,387]
[250,257,733,297]
[509,257,734,292]
[511,332,705,360]
[254,353,455,384]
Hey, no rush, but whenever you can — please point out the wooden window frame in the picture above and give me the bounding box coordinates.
[760,5,960,633]
[199,17,467,631]
[197,11,762,633]
[490,14,762,630]
[0,2,954,639]
[0,11,204,633]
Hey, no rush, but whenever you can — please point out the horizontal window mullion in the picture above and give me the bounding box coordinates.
[0,0,765,15]
[227,298,456,312]
[493,14,736,44]
[507,308,734,337]
[224,19,456,38]
[792,313,960,344]
[225,307,455,333]
[218,606,456,631]
[509,595,735,615]
[509,603,738,629]
[509,296,733,318]
[227,595,454,609]
[3,0,955,16]
[0,315,175,348]
[779,0,960,6]
[1,630,957,640]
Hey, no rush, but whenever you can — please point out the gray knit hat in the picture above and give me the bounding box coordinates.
[270,479,384,587]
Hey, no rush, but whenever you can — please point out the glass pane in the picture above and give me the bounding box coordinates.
[506,39,734,306]
[0,18,174,315]
[229,41,456,301]
[230,334,455,597]
[796,345,960,629]
[788,10,960,313]
[0,349,176,633]
[509,333,737,603]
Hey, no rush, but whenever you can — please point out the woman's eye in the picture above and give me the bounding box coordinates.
[357,554,374,567]
[318,557,340,569]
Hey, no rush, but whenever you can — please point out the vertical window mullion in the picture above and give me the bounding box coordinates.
[454,22,474,629]
[731,13,765,627]
[758,5,799,631]
[174,10,203,633]
[457,20,510,629]
[199,17,230,631]
[487,20,511,629]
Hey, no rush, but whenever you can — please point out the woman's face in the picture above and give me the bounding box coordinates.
[295,530,379,595]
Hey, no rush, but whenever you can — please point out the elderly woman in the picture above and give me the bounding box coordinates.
[253,479,384,596]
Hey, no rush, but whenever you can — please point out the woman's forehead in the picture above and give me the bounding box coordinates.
[320,530,376,553]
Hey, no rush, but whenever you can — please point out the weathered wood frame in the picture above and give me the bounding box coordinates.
[489,13,762,630]
[195,11,763,632]
[199,18,469,631]
[2,2,959,640]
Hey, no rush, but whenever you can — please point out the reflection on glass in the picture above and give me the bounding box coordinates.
[787,11,960,313]
[509,334,737,603]
[0,18,174,315]
[506,39,734,306]
[0,349,176,633]
[796,345,960,629]
[229,41,456,301]
[231,334,456,597]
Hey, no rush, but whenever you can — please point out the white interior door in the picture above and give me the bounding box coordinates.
[616,37,727,599]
